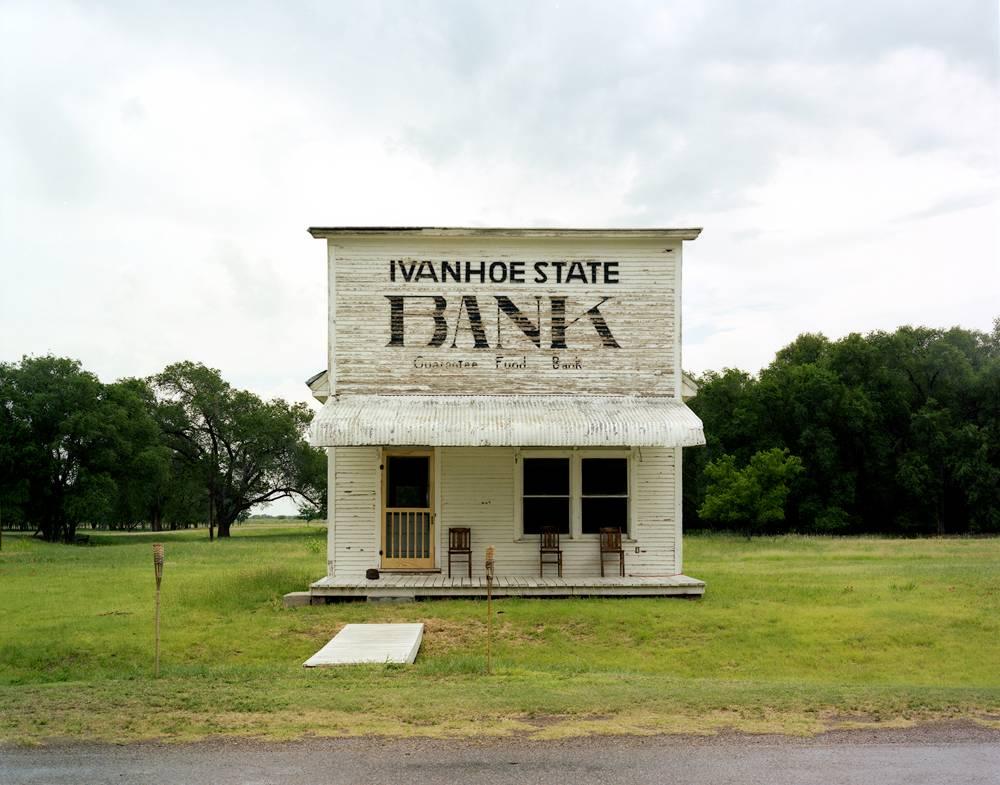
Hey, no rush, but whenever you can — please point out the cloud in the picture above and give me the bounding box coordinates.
[1,0,997,402]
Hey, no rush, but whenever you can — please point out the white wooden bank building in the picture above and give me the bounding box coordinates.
[304,227,706,600]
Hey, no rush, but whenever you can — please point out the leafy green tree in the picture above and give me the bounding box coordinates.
[698,448,804,538]
[683,368,758,524]
[95,378,173,531]
[0,357,119,541]
[754,361,871,532]
[150,361,325,538]
[295,444,328,520]
[687,322,999,536]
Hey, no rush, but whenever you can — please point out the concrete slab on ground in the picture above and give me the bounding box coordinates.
[303,623,424,667]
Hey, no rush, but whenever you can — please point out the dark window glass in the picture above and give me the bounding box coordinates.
[582,498,628,534]
[523,497,570,535]
[523,458,569,496]
[582,458,627,496]
[523,457,570,534]
[581,458,628,535]
[386,456,429,508]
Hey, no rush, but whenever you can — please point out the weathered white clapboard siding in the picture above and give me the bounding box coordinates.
[328,236,681,397]
[326,445,679,580]
[631,447,681,575]
[438,447,516,576]
[328,447,380,577]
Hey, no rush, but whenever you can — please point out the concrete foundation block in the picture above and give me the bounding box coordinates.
[282,591,313,608]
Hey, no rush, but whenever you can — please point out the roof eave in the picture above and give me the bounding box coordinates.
[307,226,702,241]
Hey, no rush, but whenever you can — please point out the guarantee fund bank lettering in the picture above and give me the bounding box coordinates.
[385,259,622,350]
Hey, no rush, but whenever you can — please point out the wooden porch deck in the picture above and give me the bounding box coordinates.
[309,573,705,600]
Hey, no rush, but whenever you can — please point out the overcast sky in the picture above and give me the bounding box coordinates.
[2,0,998,407]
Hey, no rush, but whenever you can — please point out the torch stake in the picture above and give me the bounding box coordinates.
[485,545,495,675]
[153,543,164,677]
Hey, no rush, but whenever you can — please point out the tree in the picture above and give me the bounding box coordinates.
[698,448,804,538]
[295,444,328,521]
[686,322,999,536]
[150,361,325,537]
[96,378,174,531]
[683,368,759,526]
[0,357,119,541]
[753,361,872,533]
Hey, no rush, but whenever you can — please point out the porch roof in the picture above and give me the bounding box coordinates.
[309,395,705,448]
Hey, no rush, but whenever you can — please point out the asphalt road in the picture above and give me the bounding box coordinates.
[3,726,999,785]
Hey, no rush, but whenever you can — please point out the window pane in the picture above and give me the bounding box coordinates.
[523,497,570,535]
[582,458,627,496]
[523,458,570,496]
[386,456,429,508]
[582,497,628,534]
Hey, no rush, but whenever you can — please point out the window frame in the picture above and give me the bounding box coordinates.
[514,448,635,541]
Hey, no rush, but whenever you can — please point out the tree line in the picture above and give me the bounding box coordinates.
[684,321,1000,536]
[3,320,997,542]
[0,358,326,542]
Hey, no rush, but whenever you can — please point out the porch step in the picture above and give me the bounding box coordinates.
[282,591,313,608]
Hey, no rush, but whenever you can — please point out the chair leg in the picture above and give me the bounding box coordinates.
[600,554,605,577]
[619,552,624,577]
[558,553,562,578]
[467,554,471,579]
[448,554,452,579]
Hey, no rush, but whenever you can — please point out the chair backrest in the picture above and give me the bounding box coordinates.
[599,527,622,551]
[540,526,560,550]
[448,527,471,551]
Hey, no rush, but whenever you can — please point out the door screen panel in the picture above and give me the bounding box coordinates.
[382,454,434,568]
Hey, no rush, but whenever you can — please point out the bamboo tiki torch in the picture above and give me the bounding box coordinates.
[485,545,495,675]
[153,543,164,677]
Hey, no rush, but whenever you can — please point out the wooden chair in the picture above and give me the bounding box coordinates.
[599,527,625,577]
[539,526,563,577]
[447,527,472,579]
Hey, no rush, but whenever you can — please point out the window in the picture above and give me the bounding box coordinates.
[522,457,570,534]
[581,458,628,534]
[518,452,631,538]
[385,456,430,508]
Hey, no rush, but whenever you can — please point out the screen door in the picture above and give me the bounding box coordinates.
[381,452,434,569]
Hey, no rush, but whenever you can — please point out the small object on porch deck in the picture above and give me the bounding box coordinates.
[539,526,563,577]
[599,527,625,577]
[365,568,380,580]
[448,527,472,578]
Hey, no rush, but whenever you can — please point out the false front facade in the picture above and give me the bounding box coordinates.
[305,227,706,600]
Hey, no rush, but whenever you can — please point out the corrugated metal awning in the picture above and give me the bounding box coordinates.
[309,395,705,448]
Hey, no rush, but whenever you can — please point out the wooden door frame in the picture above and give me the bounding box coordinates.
[381,449,435,570]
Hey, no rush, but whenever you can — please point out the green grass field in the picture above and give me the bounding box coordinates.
[1,524,998,743]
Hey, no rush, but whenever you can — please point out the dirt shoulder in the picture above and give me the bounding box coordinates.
[6,718,999,751]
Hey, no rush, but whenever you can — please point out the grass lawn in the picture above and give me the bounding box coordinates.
[1,524,998,743]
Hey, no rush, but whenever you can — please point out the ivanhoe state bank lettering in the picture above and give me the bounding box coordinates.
[385,259,624,350]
